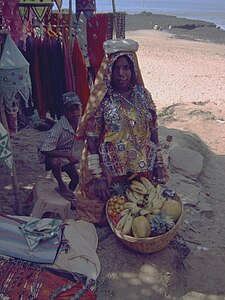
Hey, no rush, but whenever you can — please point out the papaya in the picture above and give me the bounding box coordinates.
[132,216,151,238]
[161,200,182,221]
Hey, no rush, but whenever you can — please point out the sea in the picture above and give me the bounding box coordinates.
[59,0,225,30]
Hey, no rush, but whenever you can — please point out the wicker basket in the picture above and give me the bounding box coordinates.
[106,195,183,254]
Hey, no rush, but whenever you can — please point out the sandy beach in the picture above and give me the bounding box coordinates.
[1,12,225,299]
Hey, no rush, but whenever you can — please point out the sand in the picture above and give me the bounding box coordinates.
[1,13,225,300]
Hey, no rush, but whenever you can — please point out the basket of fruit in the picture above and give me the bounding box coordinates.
[106,177,183,254]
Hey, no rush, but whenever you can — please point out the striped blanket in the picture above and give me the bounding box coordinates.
[0,214,62,264]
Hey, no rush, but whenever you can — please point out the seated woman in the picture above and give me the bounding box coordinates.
[75,39,168,225]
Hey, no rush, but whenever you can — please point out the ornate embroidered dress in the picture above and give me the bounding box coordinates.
[86,85,162,178]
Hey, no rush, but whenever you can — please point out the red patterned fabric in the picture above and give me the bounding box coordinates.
[87,13,113,79]
[71,38,90,113]
[64,41,75,92]
[1,0,21,45]
[0,0,33,45]
[76,0,96,21]
[0,258,97,300]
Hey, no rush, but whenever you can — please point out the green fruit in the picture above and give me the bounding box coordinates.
[161,200,182,221]
[132,216,151,238]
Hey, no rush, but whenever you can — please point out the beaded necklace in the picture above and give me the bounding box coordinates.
[112,90,135,109]
[111,90,148,151]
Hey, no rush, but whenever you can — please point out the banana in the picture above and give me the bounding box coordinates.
[140,176,155,193]
[152,193,165,209]
[124,202,136,209]
[130,182,148,195]
[116,214,128,230]
[139,208,150,215]
[146,202,153,213]
[147,187,157,203]
[132,191,144,201]
[156,184,162,194]
[122,213,134,235]
[120,208,130,216]
[126,190,138,203]
[152,209,161,214]
[131,204,141,215]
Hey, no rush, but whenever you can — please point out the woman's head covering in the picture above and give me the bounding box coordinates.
[103,39,139,54]
[76,39,145,139]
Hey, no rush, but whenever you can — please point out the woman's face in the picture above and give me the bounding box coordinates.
[111,56,132,92]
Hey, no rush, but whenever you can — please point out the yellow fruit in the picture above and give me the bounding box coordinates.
[145,213,153,222]
[161,200,182,221]
[132,216,151,238]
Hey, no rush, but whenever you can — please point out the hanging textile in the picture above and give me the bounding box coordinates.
[0,122,13,169]
[86,13,113,79]
[0,0,32,45]
[76,0,96,21]
[18,0,54,23]
[50,12,71,50]
[54,0,63,10]
[24,35,67,119]
[64,42,75,92]
[0,35,32,115]
[71,38,90,113]
[116,12,126,39]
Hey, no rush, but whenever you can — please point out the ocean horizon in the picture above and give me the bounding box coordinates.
[58,0,225,30]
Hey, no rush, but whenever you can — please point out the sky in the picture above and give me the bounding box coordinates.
[54,0,114,12]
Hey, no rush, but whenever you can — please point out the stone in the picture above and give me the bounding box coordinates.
[169,146,204,179]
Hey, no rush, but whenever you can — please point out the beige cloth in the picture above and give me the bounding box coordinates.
[103,38,139,54]
[6,215,101,280]
[52,219,100,280]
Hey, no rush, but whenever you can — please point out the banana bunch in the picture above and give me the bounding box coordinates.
[114,177,166,235]
[116,211,134,234]
[116,201,149,234]
[130,177,166,213]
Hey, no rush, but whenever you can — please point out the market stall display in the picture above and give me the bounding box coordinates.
[0,215,100,299]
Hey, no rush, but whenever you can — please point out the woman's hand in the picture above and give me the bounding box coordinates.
[155,166,167,185]
[94,178,110,201]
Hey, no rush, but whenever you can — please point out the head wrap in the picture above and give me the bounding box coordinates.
[76,39,144,139]
[103,39,139,54]
[62,92,82,109]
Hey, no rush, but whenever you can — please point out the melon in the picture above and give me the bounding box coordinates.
[161,200,182,221]
[132,216,151,238]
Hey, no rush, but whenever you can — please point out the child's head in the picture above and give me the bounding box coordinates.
[62,92,82,124]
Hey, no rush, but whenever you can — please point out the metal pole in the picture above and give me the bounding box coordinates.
[69,0,73,53]
[68,0,76,91]
[0,95,22,215]
[112,0,117,38]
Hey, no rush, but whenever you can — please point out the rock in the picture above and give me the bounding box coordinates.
[197,202,214,219]
[166,174,202,206]
[169,146,204,179]
[174,182,201,206]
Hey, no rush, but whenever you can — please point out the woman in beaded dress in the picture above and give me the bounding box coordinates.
[75,39,168,224]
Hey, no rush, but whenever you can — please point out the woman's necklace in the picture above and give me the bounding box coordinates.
[112,90,148,151]
[112,90,135,108]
